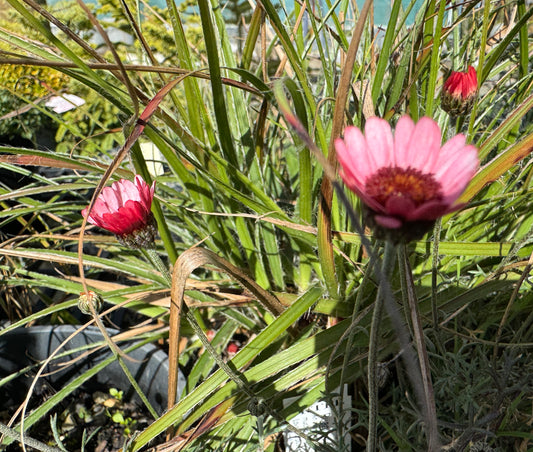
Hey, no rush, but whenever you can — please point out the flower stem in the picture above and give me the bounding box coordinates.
[87,301,159,420]
[367,241,397,452]
[399,245,440,450]
[0,422,63,452]
[143,248,172,286]
[431,218,442,331]
[333,180,442,450]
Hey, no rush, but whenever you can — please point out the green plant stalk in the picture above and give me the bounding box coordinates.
[338,257,375,388]
[431,219,442,332]
[241,6,262,71]
[298,145,313,289]
[425,0,446,116]
[143,248,172,286]
[184,320,239,392]
[258,0,328,151]
[207,0,251,153]
[0,422,63,452]
[419,0,435,115]
[367,241,396,452]
[88,303,159,420]
[198,0,238,168]
[302,0,333,96]
[401,245,440,449]
[130,287,323,449]
[467,0,491,137]
[318,0,373,298]
[492,261,532,362]
[517,0,528,83]
[165,0,208,142]
[371,0,401,106]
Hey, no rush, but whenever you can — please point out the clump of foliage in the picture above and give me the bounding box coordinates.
[0,61,68,141]
[0,0,532,450]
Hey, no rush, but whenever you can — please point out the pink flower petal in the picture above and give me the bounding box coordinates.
[81,176,155,237]
[363,117,394,169]
[393,116,415,167]
[404,117,442,173]
[374,215,403,229]
[99,212,128,234]
[335,126,374,184]
[100,184,123,212]
[357,189,387,213]
[339,167,366,195]
[385,195,416,217]
[92,195,112,216]
[119,179,143,203]
[408,200,450,221]
[433,134,468,179]
[437,146,478,201]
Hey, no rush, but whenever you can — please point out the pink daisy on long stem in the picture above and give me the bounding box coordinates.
[335,116,479,242]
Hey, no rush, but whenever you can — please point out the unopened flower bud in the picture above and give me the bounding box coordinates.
[227,342,239,355]
[78,290,104,315]
[441,66,478,117]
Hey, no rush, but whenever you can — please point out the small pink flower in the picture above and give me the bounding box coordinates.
[335,116,479,242]
[441,66,478,116]
[82,175,156,248]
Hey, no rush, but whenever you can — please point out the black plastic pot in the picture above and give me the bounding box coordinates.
[0,325,185,415]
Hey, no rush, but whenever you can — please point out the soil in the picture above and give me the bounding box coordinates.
[1,382,158,452]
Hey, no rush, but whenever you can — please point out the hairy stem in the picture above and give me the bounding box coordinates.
[367,241,396,452]
[0,422,63,452]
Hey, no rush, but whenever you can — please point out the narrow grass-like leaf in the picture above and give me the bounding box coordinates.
[130,286,323,449]
[476,92,533,160]
[459,132,533,203]
[0,249,168,285]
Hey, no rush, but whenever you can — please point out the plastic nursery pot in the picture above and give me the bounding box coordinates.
[0,325,185,416]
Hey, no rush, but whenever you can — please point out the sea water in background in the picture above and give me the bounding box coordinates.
[49,0,424,27]
[275,0,425,25]
[359,0,424,25]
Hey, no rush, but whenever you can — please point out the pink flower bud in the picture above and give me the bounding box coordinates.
[227,342,239,355]
[441,66,478,116]
[82,175,157,249]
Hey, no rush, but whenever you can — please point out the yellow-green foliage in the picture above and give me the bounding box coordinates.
[0,12,69,140]
[0,64,68,99]
[0,64,69,140]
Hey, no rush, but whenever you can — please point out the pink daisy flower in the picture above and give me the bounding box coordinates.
[82,175,157,248]
[335,116,479,242]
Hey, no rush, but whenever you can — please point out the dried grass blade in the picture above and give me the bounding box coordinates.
[317,0,373,297]
[167,247,286,410]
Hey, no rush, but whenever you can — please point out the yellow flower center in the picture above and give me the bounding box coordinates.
[365,166,443,207]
